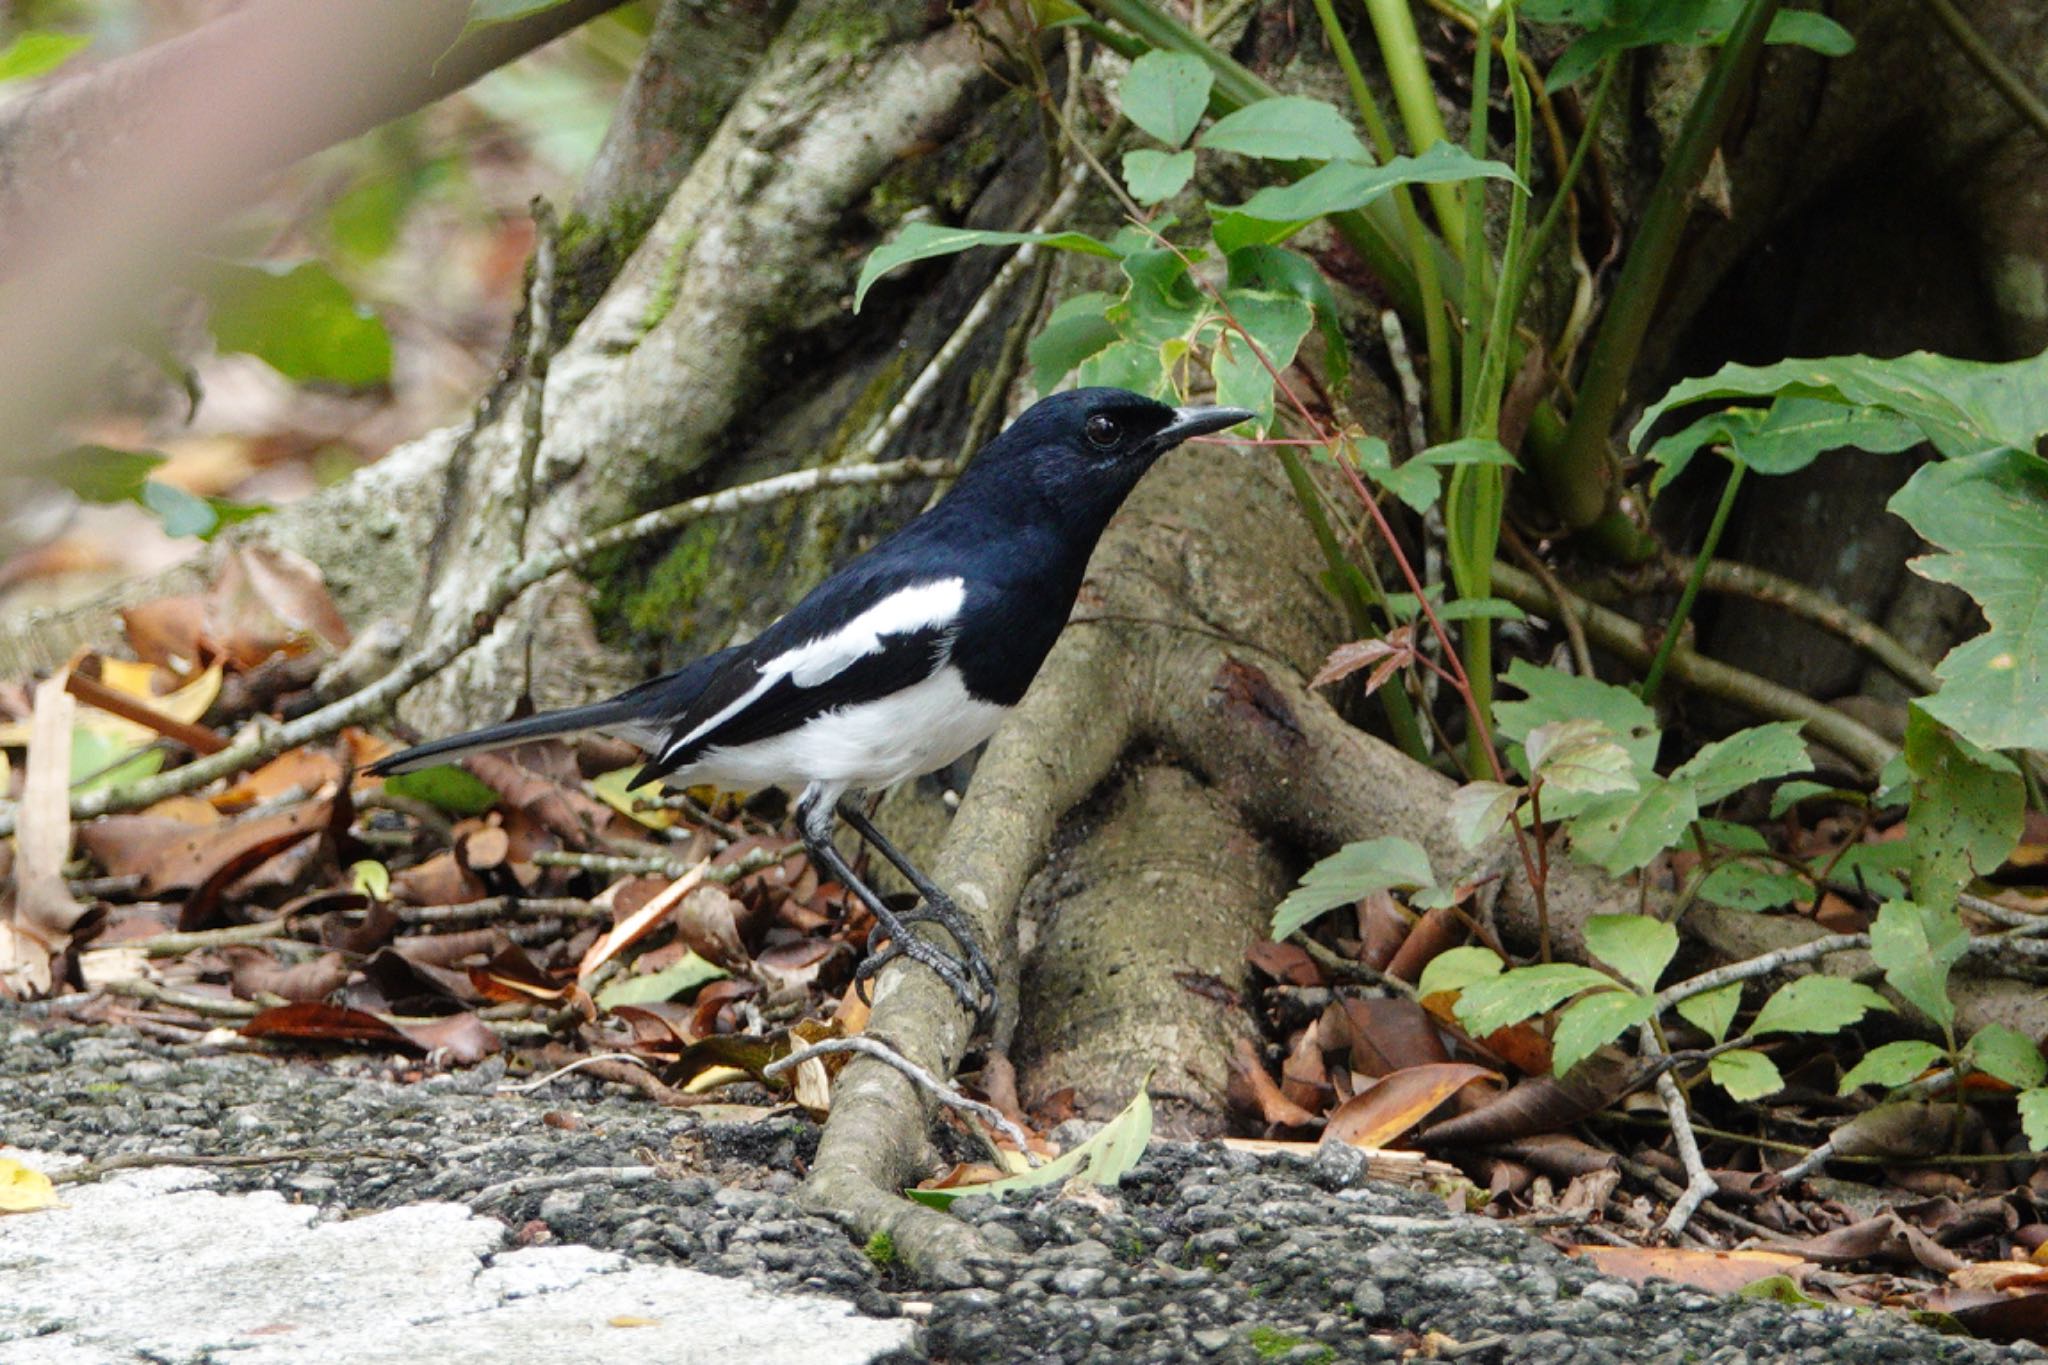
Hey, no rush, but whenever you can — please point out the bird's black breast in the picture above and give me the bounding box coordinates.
[947,567,1086,707]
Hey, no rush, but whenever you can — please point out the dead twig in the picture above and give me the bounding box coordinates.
[1640,1023,1716,1239]
[764,1035,1037,1160]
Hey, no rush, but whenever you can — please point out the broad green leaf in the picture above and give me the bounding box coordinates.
[1271,836,1437,939]
[1696,819,1769,852]
[1211,211,1306,256]
[1416,945,1506,1000]
[1494,659,1660,787]
[1769,780,1858,817]
[2020,1089,2048,1152]
[1671,722,1811,805]
[1028,293,1119,394]
[1750,976,1892,1037]
[1549,0,1854,89]
[1416,436,1518,468]
[1227,143,1522,223]
[1869,899,1968,1031]
[1196,96,1370,162]
[908,1082,1153,1207]
[1352,435,1440,513]
[52,445,165,503]
[1122,149,1196,205]
[1647,400,1923,494]
[206,260,392,386]
[854,223,1116,311]
[596,952,728,1009]
[1455,964,1616,1037]
[1902,706,2023,907]
[1076,339,1169,397]
[1552,990,1657,1078]
[1709,1049,1785,1102]
[1567,778,1699,876]
[382,764,502,817]
[1210,290,1312,431]
[1891,450,2048,750]
[1115,248,1207,346]
[1696,860,1809,913]
[1838,1040,1946,1094]
[350,860,391,902]
[1447,781,1521,851]
[71,730,164,798]
[0,31,89,82]
[1118,51,1212,148]
[1584,915,1678,993]
[1676,982,1743,1045]
[1526,719,1638,797]
[1631,349,2048,463]
[1825,841,1911,902]
[1966,1024,2047,1090]
[1225,245,1348,384]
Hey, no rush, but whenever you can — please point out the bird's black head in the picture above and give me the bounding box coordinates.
[955,387,1254,523]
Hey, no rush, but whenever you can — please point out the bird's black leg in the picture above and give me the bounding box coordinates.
[796,788,992,1025]
[835,797,997,1011]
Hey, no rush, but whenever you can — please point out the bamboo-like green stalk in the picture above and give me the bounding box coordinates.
[1543,0,1785,532]
[1502,54,1616,357]
[1360,0,1469,257]
[1641,458,1745,702]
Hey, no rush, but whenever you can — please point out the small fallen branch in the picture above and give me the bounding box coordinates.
[764,1035,1036,1160]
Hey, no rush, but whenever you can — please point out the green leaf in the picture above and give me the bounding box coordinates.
[206,260,392,386]
[1632,349,2048,463]
[1352,435,1440,513]
[1210,290,1313,431]
[854,223,1116,312]
[1225,245,1348,384]
[1416,436,1518,468]
[1838,1040,1947,1094]
[1118,51,1212,148]
[1548,0,1855,89]
[1967,1025,2047,1090]
[1552,990,1657,1077]
[139,480,219,539]
[1227,143,1523,224]
[1890,450,2048,751]
[1670,722,1811,805]
[1271,836,1437,940]
[1195,96,1369,162]
[1769,780,1856,817]
[1211,211,1305,256]
[2019,1089,2048,1152]
[0,30,89,82]
[1028,293,1119,394]
[381,764,502,817]
[1122,149,1196,205]
[1826,841,1912,902]
[1696,860,1809,913]
[1076,339,1169,397]
[1869,900,1968,1031]
[1455,964,1616,1037]
[1567,778,1700,876]
[1750,976,1893,1037]
[1584,915,1678,993]
[1526,719,1638,797]
[1677,982,1743,1045]
[596,952,728,1009]
[908,1082,1153,1207]
[350,860,391,902]
[1709,1049,1785,1102]
[1447,781,1521,851]
[1902,706,2024,907]
[51,445,165,503]
[70,730,164,798]
[1115,248,1207,346]
[1495,659,1661,787]
[1647,399,1923,494]
[1697,819,1769,852]
[1415,945,1505,1000]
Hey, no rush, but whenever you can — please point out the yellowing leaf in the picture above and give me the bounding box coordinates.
[588,766,675,829]
[0,1158,58,1213]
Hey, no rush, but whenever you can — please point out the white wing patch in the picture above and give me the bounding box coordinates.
[661,577,967,762]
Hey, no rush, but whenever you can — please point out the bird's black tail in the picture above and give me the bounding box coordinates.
[366,696,647,777]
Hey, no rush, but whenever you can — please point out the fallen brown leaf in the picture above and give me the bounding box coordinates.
[1322,1063,1501,1149]
[1569,1246,1810,1294]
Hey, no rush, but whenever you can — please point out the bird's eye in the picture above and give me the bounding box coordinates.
[1085,413,1121,449]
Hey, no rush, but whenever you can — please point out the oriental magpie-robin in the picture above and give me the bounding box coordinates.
[369,387,1253,1023]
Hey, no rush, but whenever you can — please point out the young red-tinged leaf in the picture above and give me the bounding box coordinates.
[1446,780,1521,851]
[1749,975,1892,1037]
[1709,1048,1784,1101]
[1310,638,1400,690]
[1675,982,1742,1045]
[1322,1063,1502,1149]
[1838,1040,1947,1094]
[1966,1024,2048,1091]
[1551,991,1657,1077]
[1583,915,1679,993]
[1454,964,1615,1037]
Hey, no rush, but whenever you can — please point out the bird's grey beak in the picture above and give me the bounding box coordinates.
[1157,405,1256,449]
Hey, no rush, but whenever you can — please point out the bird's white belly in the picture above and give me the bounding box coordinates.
[681,665,1009,793]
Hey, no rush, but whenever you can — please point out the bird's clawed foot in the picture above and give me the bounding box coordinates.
[852,918,996,1028]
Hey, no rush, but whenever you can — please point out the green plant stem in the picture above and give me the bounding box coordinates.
[1469,10,1533,436]
[1280,447,1431,763]
[1459,12,1493,429]
[1360,0,1469,257]
[1641,458,1744,702]
[1310,0,1454,438]
[1545,0,1784,533]
[1503,55,1617,343]
[1916,0,2048,145]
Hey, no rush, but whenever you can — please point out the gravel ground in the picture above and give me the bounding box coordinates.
[3,1020,2041,1364]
